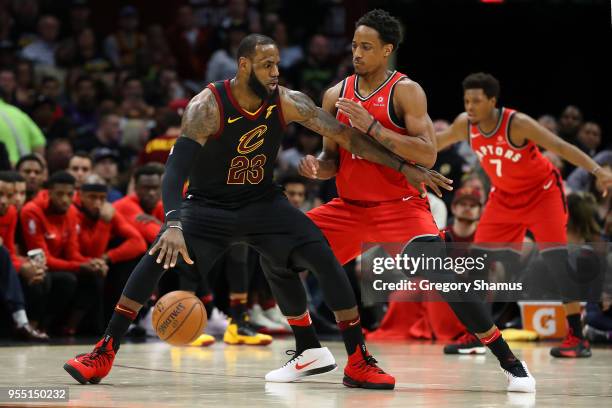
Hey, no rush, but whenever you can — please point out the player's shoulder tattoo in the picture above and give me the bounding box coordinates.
[180,87,219,144]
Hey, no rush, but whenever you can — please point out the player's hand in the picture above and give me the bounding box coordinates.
[149,226,194,269]
[99,202,115,223]
[335,98,373,133]
[401,164,453,198]
[594,167,612,197]
[298,155,320,179]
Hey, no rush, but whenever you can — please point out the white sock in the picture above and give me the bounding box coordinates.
[12,309,28,328]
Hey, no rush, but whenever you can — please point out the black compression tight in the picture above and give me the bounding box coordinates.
[261,241,357,317]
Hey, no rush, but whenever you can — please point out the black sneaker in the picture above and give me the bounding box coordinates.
[550,329,592,358]
[443,332,486,355]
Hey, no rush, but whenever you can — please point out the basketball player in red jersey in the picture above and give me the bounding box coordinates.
[437,72,612,358]
[278,10,535,393]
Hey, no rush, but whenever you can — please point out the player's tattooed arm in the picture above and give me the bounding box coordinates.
[281,87,453,195]
[178,88,219,145]
[151,88,220,269]
[298,83,342,180]
[335,80,437,168]
[281,87,406,172]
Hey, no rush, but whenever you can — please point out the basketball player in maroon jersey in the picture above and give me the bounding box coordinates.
[279,10,535,392]
[437,72,612,358]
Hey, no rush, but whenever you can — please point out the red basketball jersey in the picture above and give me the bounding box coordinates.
[335,71,421,201]
[469,107,553,193]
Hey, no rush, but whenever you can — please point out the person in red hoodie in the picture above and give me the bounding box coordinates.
[75,174,147,321]
[113,164,164,245]
[76,174,146,264]
[0,171,48,341]
[20,171,108,335]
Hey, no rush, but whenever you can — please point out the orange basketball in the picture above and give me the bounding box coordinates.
[152,291,207,346]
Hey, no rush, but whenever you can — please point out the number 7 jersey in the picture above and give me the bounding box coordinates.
[469,107,553,193]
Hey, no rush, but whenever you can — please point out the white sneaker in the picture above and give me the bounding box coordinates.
[205,308,229,336]
[502,361,536,393]
[250,305,286,332]
[263,305,291,331]
[265,347,337,382]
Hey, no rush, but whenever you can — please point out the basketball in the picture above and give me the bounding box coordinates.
[152,291,207,346]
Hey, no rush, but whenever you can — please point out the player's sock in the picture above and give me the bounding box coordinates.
[287,312,321,353]
[104,303,138,352]
[566,313,584,339]
[229,297,248,322]
[338,316,365,356]
[200,294,214,319]
[481,328,526,376]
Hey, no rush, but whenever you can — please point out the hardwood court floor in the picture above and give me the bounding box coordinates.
[1,339,610,407]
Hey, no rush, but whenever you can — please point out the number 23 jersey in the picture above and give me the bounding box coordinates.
[186,80,286,208]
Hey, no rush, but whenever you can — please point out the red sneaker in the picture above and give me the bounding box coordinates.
[550,330,592,358]
[64,335,117,384]
[343,345,395,390]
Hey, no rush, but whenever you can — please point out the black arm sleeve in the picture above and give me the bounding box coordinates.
[162,137,201,222]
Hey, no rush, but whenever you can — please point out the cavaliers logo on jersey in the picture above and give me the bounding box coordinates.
[237,125,267,154]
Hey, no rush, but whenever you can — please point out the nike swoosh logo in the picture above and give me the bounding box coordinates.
[295,360,317,370]
[228,116,243,124]
[402,196,413,201]
[543,180,553,190]
[349,320,359,326]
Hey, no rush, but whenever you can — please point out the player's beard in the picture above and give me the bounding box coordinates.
[248,69,273,101]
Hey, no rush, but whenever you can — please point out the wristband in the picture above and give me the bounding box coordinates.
[167,224,183,232]
[366,118,378,136]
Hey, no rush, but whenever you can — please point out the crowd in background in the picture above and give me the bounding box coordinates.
[1,0,610,343]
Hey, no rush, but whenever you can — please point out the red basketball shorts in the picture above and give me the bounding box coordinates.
[306,196,440,265]
[474,170,568,249]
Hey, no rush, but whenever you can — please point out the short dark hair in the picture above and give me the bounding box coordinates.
[71,151,93,163]
[280,175,307,188]
[47,170,76,188]
[356,9,403,50]
[462,72,500,99]
[237,34,276,60]
[134,163,164,183]
[16,154,45,171]
[0,170,18,182]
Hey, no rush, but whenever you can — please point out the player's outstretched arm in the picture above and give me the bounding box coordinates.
[280,87,453,196]
[149,88,219,269]
[436,113,470,151]
[512,112,612,196]
[335,80,436,168]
